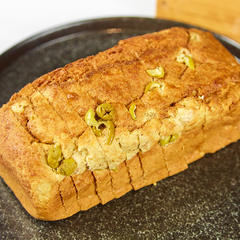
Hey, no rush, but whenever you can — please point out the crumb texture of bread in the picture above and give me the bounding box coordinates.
[0,27,240,220]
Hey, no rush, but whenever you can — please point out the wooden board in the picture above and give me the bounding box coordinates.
[156,0,240,43]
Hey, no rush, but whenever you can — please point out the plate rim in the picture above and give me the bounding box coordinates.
[1,17,240,72]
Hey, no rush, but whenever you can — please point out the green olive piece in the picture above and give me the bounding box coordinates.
[92,126,102,137]
[99,120,115,145]
[47,143,62,169]
[105,120,115,145]
[160,136,171,146]
[96,103,116,120]
[144,82,161,93]
[169,133,179,143]
[111,165,119,172]
[85,106,115,141]
[129,103,137,120]
[184,55,195,70]
[190,32,200,41]
[57,158,77,176]
[147,66,165,78]
[85,108,99,127]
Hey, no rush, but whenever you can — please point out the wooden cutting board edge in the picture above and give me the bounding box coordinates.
[156,0,240,43]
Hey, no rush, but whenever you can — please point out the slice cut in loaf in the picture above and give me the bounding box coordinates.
[0,27,240,221]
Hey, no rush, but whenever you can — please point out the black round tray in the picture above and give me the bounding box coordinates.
[0,17,240,239]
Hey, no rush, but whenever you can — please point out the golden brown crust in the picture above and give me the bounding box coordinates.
[139,144,168,185]
[93,169,115,204]
[0,105,66,220]
[125,155,144,190]
[72,170,100,211]
[59,176,81,216]
[1,27,240,220]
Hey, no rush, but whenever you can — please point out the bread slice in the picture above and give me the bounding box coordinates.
[0,27,240,221]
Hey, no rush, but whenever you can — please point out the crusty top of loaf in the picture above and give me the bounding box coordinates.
[0,27,240,219]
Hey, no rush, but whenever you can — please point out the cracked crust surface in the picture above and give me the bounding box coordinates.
[0,27,240,220]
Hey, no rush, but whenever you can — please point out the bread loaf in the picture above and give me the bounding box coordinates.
[0,27,240,221]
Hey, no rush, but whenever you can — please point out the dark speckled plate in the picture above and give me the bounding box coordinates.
[0,17,240,240]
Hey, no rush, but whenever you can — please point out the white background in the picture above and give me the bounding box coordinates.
[0,0,156,55]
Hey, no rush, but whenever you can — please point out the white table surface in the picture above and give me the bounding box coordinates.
[0,0,156,55]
